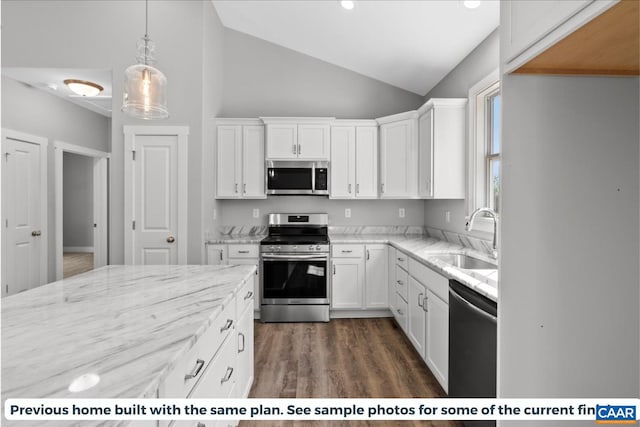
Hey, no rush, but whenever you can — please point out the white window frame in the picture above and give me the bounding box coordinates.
[466,69,500,234]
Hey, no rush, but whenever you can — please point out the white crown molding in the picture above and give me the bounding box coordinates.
[417,98,468,115]
[375,110,418,125]
[260,117,336,125]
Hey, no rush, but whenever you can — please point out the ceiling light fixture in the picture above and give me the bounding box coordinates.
[122,0,169,120]
[463,0,482,9]
[64,79,103,97]
[340,0,355,11]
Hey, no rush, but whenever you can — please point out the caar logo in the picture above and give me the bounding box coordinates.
[596,405,637,424]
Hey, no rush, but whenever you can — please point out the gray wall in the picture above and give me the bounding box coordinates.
[2,75,109,279]
[2,0,225,268]
[221,28,424,118]
[220,198,425,227]
[218,28,425,227]
[421,29,499,237]
[63,152,94,248]
[499,75,639,409]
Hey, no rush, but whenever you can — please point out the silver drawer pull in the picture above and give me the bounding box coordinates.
[341,250,353,253]
[184,359,205,380]
[244,291,253,300]
[397,257,405,262]
[397,280,404,285]
[220,319,233,332]
[418,293,424,308]
[238,332,246,353]
[238,250,250,254]
[397,309,404,316]
[221,366,234,384]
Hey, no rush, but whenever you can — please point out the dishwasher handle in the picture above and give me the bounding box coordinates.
[449,286,497,322]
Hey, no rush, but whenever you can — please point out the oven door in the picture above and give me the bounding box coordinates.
[260,253,330,305]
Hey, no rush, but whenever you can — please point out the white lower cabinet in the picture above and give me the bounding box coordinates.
[206,245,228,265]
[407,277,426,358]
[332,258,364,309]
[425,288,448,392]
[364,245,388,309]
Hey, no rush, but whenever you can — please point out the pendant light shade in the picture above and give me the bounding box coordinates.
[122,0,169,120]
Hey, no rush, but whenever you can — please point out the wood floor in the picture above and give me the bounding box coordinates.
[63,252,94,278]
[241,318,462,427]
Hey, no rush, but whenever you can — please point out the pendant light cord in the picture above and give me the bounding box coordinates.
[144,0,149,65]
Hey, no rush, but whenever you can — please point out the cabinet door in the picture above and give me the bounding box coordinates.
[216,126,242,198]
[380,119,417,198]
[331,258,364,310]
[425,289,449,392]
[355,126,378,199]
[330,126,355,199]
[207,245,228,265]
[298,124,330,159]
[407,277,427,358]
[364,245,388,309]
[234,303,255,399]
[242,126,265,198]
[228,258,260,312]
[266,124,297,159]
[387,246,397,313]
[418,110,433,198]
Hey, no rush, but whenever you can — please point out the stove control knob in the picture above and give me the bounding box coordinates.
[308,245,314,251]
[316,245,321,251]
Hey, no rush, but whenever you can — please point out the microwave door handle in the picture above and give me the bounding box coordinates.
[311,163,316,193]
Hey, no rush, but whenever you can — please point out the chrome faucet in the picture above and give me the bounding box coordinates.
[466,207,498,259]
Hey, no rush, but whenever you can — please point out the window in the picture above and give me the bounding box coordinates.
[467,69,500,231]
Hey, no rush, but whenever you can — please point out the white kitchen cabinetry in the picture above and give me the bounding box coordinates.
[206,244,228,265]
[377,111,419,199]
[331,244,388,313]
[330,121,378,199]
[390,249,411,332]
[262,118,334,160]
[407,276,427,357]
[502,0,618,72]
[216,120,265,199]
[417,99,467,199]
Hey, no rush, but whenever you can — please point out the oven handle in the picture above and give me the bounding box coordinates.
[261,253,328,261]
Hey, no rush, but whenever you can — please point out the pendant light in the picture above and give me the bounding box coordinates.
[122,0,169,120]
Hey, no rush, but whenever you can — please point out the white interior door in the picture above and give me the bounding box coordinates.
[125,126,188,265]
[2,130,47,296]
[93,157,108,268]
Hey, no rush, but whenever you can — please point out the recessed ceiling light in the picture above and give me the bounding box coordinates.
[463,0,481,9]
[340,0,355,11]
[63,79,104,97]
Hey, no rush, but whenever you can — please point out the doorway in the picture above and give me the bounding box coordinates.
[54,141,109,280]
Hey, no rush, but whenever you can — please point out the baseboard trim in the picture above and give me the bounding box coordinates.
[63,246,94,253]
[330,309,393,319]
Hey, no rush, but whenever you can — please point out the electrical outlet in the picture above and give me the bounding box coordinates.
[445,211,451,223]
[345,208,351,218]
[253,208,260,218]
[399,208,405,218]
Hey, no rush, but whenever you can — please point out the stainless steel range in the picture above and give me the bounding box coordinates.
[260,213,330,322]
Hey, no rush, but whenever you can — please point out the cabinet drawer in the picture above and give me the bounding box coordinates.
[395,265,408,302]
[409,258,449,303]
[395,251,409,270]
[228,244,258,258]
[332,244,364,258]
[236,277,255,317]
[190,328,237,399]
[160,298,236,398]
[393,292,408,334]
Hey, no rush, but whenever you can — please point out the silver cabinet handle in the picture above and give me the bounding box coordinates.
[397,257,405,262]
[243,183,247,194]
[298,143,301,155]
[357,183,360,194]
[422,295,428,312]
[341,249,353,253]
[238,332,246,353]
[238,250,250,254]
[219,251,223,261]
[184,359,205,380]
[220,319,233,332]
[293,144,297,155]
[381,183,385,193]
[333,264,336,275]
[418,293,424,308]
[397,280,404,286]
[397,308,404,316]
[366,249,370,260]
[221,366,234,384]
[235,183,238,193]
[244,291,253,300]
[348,183,352,194]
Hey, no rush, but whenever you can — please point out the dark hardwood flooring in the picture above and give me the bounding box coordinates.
[240,318,462,427]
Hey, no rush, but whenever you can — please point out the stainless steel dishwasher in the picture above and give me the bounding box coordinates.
[448,279,497,427]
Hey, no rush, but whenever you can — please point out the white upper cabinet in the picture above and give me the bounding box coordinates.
[216,119,266,199]
[501,0,618,72]
[262,118,334,160]
[417,99,466,199]
[377,111,418,199]
[330,121,378,199]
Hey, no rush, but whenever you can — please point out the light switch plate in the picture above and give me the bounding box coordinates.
[345,208,351,218]
[399,208,405,218]
[445,211,451,223]
[253,208,260,218]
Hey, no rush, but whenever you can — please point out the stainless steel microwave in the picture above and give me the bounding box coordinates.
[266,161,329,195]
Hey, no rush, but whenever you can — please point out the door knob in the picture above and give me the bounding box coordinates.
[31,230,42,237]
[166,236,175,243]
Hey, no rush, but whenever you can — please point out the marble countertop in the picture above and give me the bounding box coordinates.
[331,234,498,301]
[2,264,256,424]
[206,235,266,244]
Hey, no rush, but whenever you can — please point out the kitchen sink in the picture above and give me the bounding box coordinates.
[429,253,497,270]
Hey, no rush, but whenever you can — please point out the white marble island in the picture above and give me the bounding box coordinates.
[2,265,256,426]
